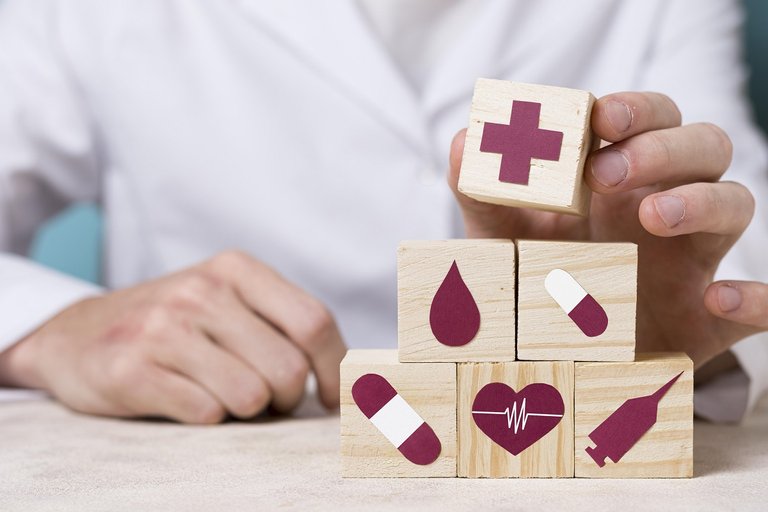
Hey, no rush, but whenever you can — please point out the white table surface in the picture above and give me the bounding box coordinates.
[0,392,766,511]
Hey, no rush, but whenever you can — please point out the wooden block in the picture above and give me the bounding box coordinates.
[457,361,574,478]
[575,353,693,478]
[397,240,516,362]
[517,240,637,361]
[458,78,597,216]
[340,350,457,477]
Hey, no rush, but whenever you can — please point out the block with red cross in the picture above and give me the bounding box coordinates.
[458,79,598,216]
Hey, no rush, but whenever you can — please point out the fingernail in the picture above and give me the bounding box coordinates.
[653,195,686,228]
[605,100,633,133]
[718,285,742,312]
[591,150,629,187]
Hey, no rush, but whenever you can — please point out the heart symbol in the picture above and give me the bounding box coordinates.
[471,383,564,455]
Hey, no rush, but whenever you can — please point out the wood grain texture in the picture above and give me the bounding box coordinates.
[340,350,456,477]
[458,78,597,216]
[517,240,637,361]
[457,361,574,478]
[398,240,516,362]
[575,353,693,478]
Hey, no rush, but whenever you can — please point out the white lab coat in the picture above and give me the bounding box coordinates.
[0,0,766,420]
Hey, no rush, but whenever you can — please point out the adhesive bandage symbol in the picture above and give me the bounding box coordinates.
[352,373,442,465]
[370,395,424,447]
[544,269,608,337]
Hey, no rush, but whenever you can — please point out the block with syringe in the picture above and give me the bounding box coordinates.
[340,79,693,479]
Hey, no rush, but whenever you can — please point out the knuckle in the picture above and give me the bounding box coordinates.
[209,250,252,275]
[183,271,221,297]
[104,356,147,393]
[702,123,733,165]
[743,187,756,219]
[705,184,724,213]
[276,354,310,392]
[656,93,682,124]
[295,299,335,346]
[231,383,269,418]
[164,272,222,314]
[644,130,673,169]
[187,399,227,424]
[732,182,756,223]
[143,302,175,333]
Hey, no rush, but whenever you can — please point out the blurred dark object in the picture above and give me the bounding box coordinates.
[745,0,768,134]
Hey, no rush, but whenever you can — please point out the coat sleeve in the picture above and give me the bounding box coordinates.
[637,0,768,421]
[0,0,102,357]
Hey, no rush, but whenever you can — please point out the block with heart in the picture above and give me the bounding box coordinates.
[397,239,516,362]
[458,78,597,216]
[575,353,693,478]
[517,240,637,362]
[340,349,457,477]
[457,361,574,478]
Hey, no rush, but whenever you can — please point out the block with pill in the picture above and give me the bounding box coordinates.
[574,353,693,478]
[340,349,457,477]
[516,240,637,362]
[397,239,516,363]
[457,361,574,478]
[457,78,598,216]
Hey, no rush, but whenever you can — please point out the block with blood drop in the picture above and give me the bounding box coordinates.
[351,373,442,466]
[544,269,608,337]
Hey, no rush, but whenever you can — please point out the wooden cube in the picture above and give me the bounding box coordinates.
[517,240,637,361]
[397,240,516,362]
[340,350,457,477]
[575,353,693,478]
[458,78,597,216]
[457,361,574,478]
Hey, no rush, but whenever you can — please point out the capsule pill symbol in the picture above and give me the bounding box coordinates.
[544,269,608,337]
[351,374,442,465]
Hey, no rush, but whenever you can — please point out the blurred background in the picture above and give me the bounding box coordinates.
[29,0,768,285]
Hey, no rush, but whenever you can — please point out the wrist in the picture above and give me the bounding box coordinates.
[0,329,47,389]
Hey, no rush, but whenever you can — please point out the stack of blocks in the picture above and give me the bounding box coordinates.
[340,79,694,479]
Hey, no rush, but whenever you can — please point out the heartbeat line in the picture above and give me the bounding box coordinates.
[472,398,563,434]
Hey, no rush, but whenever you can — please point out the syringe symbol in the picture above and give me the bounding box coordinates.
[585,372,684,467]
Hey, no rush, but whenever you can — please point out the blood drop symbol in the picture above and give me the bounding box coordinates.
[429,260,481,346]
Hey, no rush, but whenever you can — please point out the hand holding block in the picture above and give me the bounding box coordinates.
[457,361,574,478]
[517,240,637,361]
[458,79,597,216]
[397,240,516,362]
[340,350,456,477]
[575,353,693,478]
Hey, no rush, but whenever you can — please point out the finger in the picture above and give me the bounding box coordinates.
[448,129,502,234]
[206,252,346,409]
[448,129,541,238]
[154,330,272,419]
[638,181,754,238]
[705,281,768,330]
[118,363,226,424]
[587,123,733,192]
[204,288,310,413]
[592,91,682,143]
[449,128,483,211]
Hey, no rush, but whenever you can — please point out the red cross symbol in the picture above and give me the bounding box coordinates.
[480,101,564,185]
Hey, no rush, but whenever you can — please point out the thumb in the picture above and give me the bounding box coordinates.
[705,280,768,332]
[448,129,513,238]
